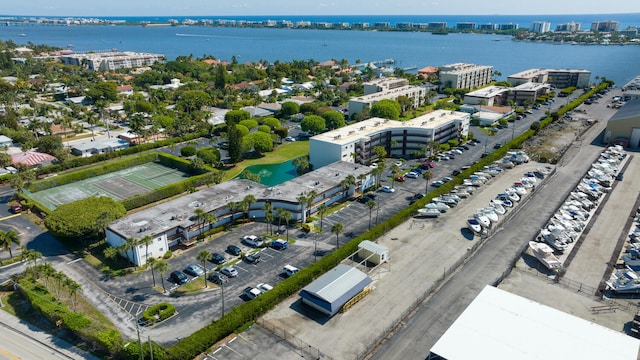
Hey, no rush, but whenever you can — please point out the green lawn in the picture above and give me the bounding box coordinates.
[222,141,310,181]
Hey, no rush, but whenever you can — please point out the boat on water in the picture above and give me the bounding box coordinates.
[606,268,640,294]
[416,208,441,218]
[529,241,563,272]
[467,218,483,234]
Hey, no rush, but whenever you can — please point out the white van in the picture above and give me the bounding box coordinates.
[283,264,299,277]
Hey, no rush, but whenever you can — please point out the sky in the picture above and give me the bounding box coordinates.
[1,0,638,17]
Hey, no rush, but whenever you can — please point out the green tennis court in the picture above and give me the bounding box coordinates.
[28,162,189,210]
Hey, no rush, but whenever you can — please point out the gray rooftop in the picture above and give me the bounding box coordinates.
[72,137,129,152]
[609,99,640,122]
[108,161,371,239]
[301,264,371,304]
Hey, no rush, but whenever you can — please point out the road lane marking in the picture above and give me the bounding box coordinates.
[0,214,20,222]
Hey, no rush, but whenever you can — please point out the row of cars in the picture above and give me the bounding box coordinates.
[169,235,290,286]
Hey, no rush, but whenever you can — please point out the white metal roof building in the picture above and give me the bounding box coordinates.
[428,285,639,360]
[299,264,373,317]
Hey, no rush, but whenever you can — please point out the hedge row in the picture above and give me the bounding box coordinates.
[18,278,121,356]
[164,84,613,359]
[26,153,157,192]
[142,303,176,324]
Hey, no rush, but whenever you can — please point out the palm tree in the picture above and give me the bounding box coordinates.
[203,212,218,234]
[0,229,20,258]
[243,195,257,221]
[194,208,206,235]
[390,163,400,188]
[282,211,293,241]
[296,195,307,223]
[227,201,239,226]
[263,202,273,234]
[317,204,328,232]
[147,257,157,288]
[154,260,170,293]
[305,190,318,219]
[331,222,345,248]
[120,237,138,266]
[139,235,153,268]
[371,166,384,189]
[21,247,42,268]
[276,208,287,231]
[64,278,81,312]
[423,170,434,194]
[197,250,211,288]
[366,200,376,230]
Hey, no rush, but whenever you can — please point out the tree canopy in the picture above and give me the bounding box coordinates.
[45,196,126,240]
[322,110,345,130]
[301,115,326,134]
[371,99,401,120]
[248,131,274,153]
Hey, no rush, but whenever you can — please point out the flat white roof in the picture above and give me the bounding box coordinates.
[465,86,508,98]
[513,82,550,91]
[312,111,469,146]
[351,85,422,103]
[430,285,639,360]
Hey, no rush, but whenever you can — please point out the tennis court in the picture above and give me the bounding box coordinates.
[27,162,189,210]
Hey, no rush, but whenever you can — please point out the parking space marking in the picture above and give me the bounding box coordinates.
[234,265,250,273]
[237,333,258,348]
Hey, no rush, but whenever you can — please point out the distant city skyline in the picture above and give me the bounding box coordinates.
[1,0,639,17]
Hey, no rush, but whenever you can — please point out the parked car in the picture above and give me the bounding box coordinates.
[227,245,242,256]
[405,171,419,179]
[494,143,503,149]
[380,185,395,193]
[170,271,188,284]
[442,176,453,182]
[271,239,289,250]
[242,235,264,248]
[421,161,435,169]
[481,152,491,158]
[284,136,296,142]
[210,252,226,265]
[244,253,261,264]
[184,264,205,277]
[257,283,273,292]
[616,173,624,181]
[431,180,444,187]
[208,272,227,284]
[394,175,406,182]
[220,266,238,277]
[283,264,299,277]
[452,170,461,176]
[244,287,262,300]
[10,204,22,213]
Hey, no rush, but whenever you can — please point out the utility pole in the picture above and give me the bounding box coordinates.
[135,313,143,360]
[221,281,225,317]
[148,336,154,360]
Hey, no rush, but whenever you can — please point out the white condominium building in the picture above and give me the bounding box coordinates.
[61,51,165,71]
[439,63,494,90]
[310,111,470,168]
[348,77,427,118]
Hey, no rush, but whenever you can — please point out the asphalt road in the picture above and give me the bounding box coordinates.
[370,93,613,359]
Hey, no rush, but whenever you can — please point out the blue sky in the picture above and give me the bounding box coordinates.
[2,0,638,17]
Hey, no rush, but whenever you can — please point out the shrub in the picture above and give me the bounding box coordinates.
[163,250,172,259]
[180,146,196,157]
[142,303,176,324]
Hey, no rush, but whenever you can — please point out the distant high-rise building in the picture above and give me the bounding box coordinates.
[556,21,581,32]
[478,24,496,31]
[497,24,519,31]
[428,22,447,29]
[530,21,551,33]
[591,20,620,32]
[456,22,476,30]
